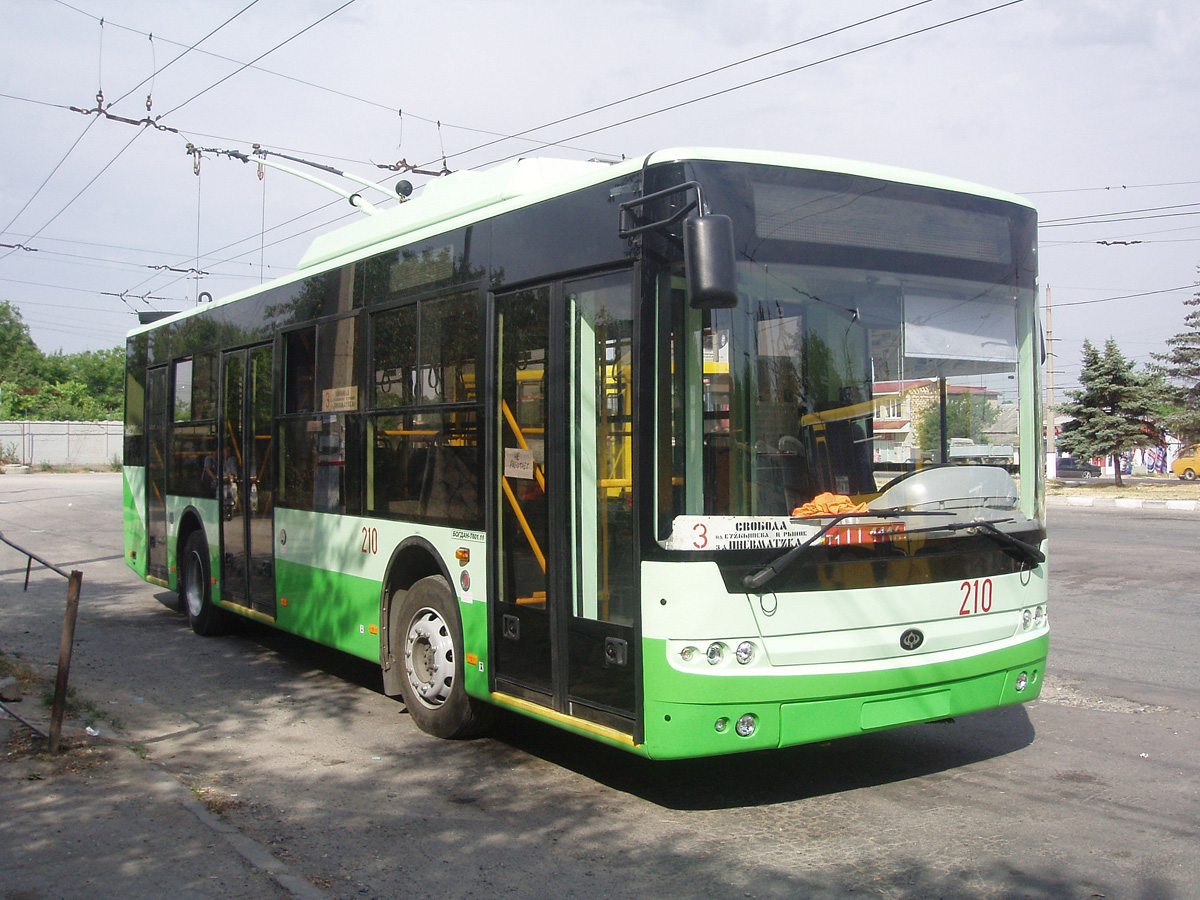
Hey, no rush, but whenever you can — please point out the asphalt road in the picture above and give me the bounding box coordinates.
[2,474,1197,900]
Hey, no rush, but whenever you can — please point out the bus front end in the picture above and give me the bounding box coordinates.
[639,153,1045,759]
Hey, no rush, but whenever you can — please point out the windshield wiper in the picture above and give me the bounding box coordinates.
[963,520,1045,567]
[741,509,946,592]
[741,513,1042,593]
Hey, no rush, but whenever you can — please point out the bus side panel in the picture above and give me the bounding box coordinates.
[269,508,492,700]
[273,556,382,661]
[123,466,148,579]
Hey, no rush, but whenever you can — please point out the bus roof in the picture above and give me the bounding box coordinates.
[127,148,1033,338]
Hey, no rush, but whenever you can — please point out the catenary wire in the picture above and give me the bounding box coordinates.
[469,0,1026,168]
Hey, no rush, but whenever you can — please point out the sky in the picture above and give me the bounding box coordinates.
[1,0,1197,397]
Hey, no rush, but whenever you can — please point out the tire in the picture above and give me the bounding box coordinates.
[392,575,491,739]
[181,531,230,636]
[1183,469,1196,482]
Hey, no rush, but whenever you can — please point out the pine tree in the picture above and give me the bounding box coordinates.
[1056,338,1159,487]
[1148,271,1200,443]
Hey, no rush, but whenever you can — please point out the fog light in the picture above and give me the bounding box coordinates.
[706,643,724,666]
[735,713,757,737]
[735,641,755,665]
[680,646,696,662]
[714,717,729,733]
[1021,609,1032,630]
[1015,671,1028,692]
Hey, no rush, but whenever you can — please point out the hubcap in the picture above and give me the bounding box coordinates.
[404,608,455,708]
[185,550,204,618]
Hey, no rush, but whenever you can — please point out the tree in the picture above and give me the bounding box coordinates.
[1057,338,1159,487]
[0,300,43,383]
[0,299,125,421]
[916,390,997,456]
[1148,270,1200,443]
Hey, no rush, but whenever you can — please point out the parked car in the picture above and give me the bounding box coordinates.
[1055,456,1101,479]
[1171,445,1200,481]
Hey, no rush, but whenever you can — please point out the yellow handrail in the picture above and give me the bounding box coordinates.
[501,477,546,573]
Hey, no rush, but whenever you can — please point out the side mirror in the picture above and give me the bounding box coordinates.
[683,214,738,309]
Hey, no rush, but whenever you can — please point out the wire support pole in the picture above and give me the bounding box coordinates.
[0,530,85,755]
[48,570,84,755]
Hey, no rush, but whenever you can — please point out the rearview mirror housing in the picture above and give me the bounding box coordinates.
[683,214,739,309]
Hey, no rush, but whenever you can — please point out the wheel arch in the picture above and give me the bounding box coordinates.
[379,536,454,696]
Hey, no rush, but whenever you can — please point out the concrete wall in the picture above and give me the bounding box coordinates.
[0,421,122,468]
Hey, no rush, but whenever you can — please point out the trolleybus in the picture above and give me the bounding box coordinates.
[123,147,1048,759]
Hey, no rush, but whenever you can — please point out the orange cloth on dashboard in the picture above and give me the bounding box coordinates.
[792,492,868,518]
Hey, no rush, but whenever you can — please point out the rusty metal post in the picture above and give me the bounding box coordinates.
[47,570,84,755]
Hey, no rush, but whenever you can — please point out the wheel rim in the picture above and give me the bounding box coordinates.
[184,549,205,618]
[403,607,455,709]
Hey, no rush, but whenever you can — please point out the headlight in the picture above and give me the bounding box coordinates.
[735,641,755,665]
[706,643,724,665]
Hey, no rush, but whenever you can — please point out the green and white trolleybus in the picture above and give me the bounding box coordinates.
[123,147,1048,759]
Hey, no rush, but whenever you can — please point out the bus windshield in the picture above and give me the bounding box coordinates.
[656,163,1040,547]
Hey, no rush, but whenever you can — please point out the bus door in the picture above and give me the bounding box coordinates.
[492,273,637,734]
[145,366,169,582]
[219,344,276,618]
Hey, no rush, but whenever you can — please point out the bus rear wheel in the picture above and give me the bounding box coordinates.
[182,532,229,636]
[392,575,490,739]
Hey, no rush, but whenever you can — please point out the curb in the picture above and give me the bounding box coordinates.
[1047,496,1199,512]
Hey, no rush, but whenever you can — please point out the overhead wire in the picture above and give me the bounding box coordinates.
[467,0,1028,169]
[437,0,942,164]
[49,0,614,157]
[107,0,265,110]
[157,0,360,119]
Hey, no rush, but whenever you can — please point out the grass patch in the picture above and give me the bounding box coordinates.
[38,684,124,732]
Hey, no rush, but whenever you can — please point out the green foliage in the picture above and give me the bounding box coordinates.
[1148,273,1200,443]
[0,301,42,383]
[916,391,997,454]
[1057,338,1160,486]
[0,299,124,421]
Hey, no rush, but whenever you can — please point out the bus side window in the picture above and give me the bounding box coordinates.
[284,329,317,414]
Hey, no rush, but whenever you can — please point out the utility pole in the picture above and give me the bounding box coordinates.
[1044,284,1057,478]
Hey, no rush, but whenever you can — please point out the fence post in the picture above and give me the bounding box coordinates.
[47,570,84,755]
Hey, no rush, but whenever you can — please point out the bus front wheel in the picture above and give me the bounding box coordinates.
[392,575,490,739]
[182,532,229,636]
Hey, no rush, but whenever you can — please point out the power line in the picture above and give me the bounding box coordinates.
[1040,202,1200,226]
[1041,210,1200,229]
[1052,284,1196,309]
[437,0,941,165]
[1023,180,1200,196]
[108,0,265,110]
[472,0,1027,168]
[0,117,99,247]
[49,0,614,158]
[157,0,360,119]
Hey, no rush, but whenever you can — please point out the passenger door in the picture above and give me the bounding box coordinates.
[219,344,276,617]
[491,273,638,732]
[145,366,169,582]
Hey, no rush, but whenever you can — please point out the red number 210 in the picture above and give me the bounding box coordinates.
[960,578,993,615]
